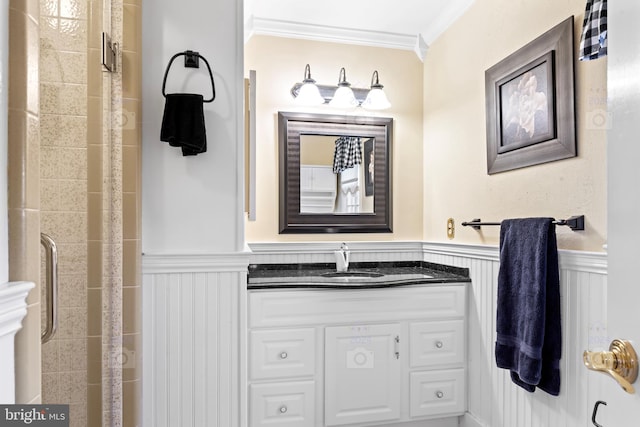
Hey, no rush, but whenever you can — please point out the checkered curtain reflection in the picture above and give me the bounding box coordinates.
[333,137,362,174]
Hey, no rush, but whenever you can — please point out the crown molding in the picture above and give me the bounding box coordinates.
[246,17,421,53]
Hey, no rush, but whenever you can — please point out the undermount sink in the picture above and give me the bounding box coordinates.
[320,271,384,278]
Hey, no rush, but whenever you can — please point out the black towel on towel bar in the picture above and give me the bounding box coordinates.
[495,218,562,396]
[160,93,207,156]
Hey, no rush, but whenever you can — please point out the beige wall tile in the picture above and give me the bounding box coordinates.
[122,286,140,334]
[87,48,103,96]
[87,288,102,336]
[87,240,102,288]
[122,380,140,427]
[58,307,88,339]
[121,333,140,381]
[59,180,88,211]
[122,240,138,287]
[58,148,87,179]
[87,143,103,192]
[39,0,58,17]
[121,50,139,100]
[59,338,88,371]
[122,4,139,53]
[41,372,59,403]
[56,243,88,275]
[40,48,87,84]
[87,337,102,384]
[87,1,102,50]
[59,371,87,403]
[87,96,103,145]
[122,145,137,193]
[40,179,59,211]
[41,339,59,374]
[88,192,102,240]
[41,83,87,115]
[58,274,87,308]
[8,8,28,112]
[59,0,88,20]
[123,192,137,240]
[121,99,140,146]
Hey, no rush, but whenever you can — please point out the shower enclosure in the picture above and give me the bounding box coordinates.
[8,0,142,425]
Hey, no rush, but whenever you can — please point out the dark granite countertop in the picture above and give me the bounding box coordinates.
[247,261,470,290]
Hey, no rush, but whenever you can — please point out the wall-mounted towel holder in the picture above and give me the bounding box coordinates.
[462,215,585,231]
[161,50,216,103]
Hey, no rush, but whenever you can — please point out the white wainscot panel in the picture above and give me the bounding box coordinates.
[142,254,249,427]
[423,242,608,427]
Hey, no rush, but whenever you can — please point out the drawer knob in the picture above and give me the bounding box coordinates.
[279,405,288,414]
[435,391,444,399]
[435,341,444,349]
[280,351,288,359]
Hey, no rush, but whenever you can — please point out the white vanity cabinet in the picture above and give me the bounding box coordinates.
[248,284,467,427]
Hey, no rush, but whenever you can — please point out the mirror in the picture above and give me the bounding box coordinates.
[279,111,393,233]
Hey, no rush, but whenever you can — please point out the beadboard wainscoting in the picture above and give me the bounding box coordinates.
[249,241,609,427]
[142,243,608,427]
[142,253,250,427]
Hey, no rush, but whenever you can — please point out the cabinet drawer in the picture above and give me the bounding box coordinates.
[250,328,315,380]
[410,320,464,368]
[410,369,466,418]
[250,381,315,427]
[249,285,466,328]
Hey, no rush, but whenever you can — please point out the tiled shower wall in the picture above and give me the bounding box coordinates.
[39,2,90,426]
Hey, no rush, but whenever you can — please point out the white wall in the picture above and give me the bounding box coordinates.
[1,1,9,283]
[141,0,245,254]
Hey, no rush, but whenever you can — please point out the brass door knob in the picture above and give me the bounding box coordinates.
[583,339,638,394]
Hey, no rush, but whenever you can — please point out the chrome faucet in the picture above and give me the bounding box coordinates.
[334,243,350,272]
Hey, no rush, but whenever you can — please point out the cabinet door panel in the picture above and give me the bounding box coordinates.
[325,323,401,426]
[410,320,464,368]
[410,369,466,418]
[250,381,315,427]
[250,328,315,380]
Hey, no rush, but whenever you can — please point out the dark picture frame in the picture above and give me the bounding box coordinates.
[485,17,576,174]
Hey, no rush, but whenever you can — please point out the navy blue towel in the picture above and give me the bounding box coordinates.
[495,218,562,396]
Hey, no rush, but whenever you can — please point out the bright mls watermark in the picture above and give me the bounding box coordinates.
[0,405,69,426]
[111,108,136,130]
[346,347,375,369]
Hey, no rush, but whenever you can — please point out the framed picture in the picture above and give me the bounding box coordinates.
[485,17,576,174]
[363,138,374,196]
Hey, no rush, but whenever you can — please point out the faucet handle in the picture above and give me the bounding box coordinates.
[583,339,638,394]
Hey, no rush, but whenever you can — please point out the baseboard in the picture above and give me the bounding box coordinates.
[459,412,485,427]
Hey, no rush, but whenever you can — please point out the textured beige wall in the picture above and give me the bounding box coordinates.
[423,0,607,251]
[245,36,424,242]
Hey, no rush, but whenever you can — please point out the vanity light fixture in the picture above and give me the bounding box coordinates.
[290,66,391,109]
[328,68,359,109]
[293,64,325,106]
[361,70,391,110]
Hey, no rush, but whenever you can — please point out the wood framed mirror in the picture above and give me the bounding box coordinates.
[278,111,393,233]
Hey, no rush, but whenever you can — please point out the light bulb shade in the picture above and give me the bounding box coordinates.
[329,86,358,108]
[362,70,391,110]
[362,88,391,110]
[294,82,325,106]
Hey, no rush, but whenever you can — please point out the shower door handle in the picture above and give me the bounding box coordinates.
[40,233,58,344]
